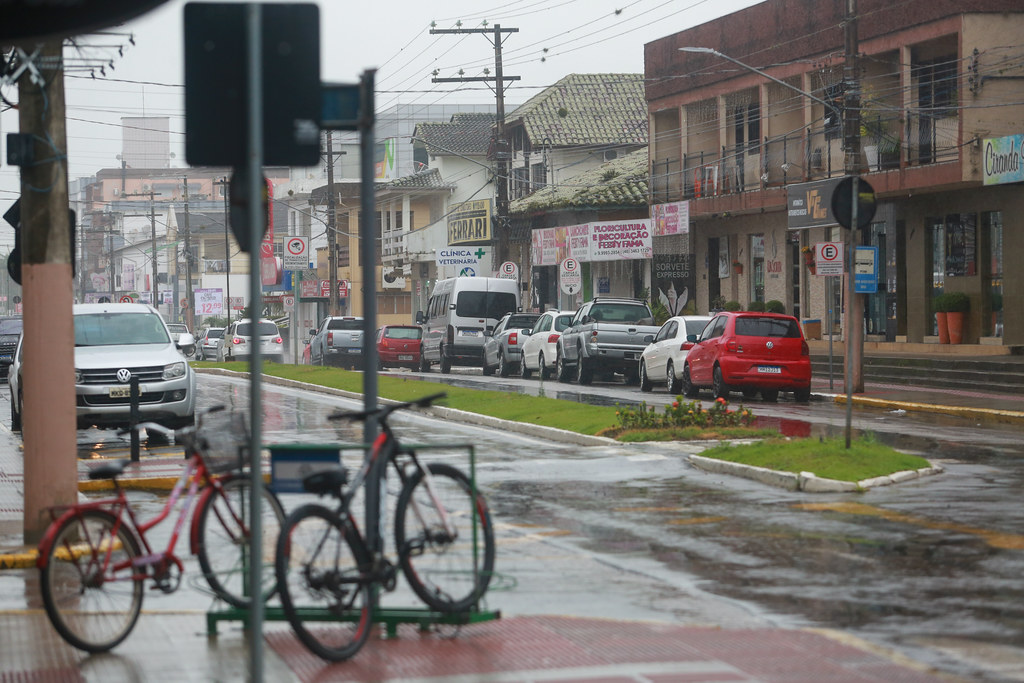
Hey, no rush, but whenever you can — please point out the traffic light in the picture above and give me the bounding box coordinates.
[3,199,76,285]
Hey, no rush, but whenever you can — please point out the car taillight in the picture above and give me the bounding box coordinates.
[274,337,283,344]
[589,329,598,344]
[509,332,517,345]
[547,333,560,344]
[801,340,809,356]
[726,338,740,352]
[680,341,693,351]
[232,336,243,345]
[327,331,333,345]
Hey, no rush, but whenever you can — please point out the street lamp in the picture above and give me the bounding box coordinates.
[678,45,862,446]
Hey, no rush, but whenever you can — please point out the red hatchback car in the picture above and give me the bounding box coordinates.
[681,311,811,402]
[375,325,423,370]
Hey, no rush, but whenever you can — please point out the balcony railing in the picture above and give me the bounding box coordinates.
[654,110,960,203]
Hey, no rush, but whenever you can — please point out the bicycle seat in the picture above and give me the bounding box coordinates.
[302,467,349,497]
[88,459,130,481]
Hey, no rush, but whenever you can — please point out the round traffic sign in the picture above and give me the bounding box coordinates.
[820,243,840,261]
[286,238,306,256]
[119,295,133,303]
[498,261,518,280]
[831,177,877,229]
[560,258,582,295]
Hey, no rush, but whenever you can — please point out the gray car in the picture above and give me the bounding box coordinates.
[218,318,284,363]
[481,312,540,378]
[72,302,197,430]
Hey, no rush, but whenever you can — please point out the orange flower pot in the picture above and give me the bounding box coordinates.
[947,311,966,344]
[935,312,950,344]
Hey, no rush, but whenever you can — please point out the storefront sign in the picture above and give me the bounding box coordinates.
[983,134,1024,186]
[787,178,842,229]
[590,220,652,260]
[447,199,491,245]
[194,288,224,316]
[651,201,689,237]
[436,247,486,267]
[652,253,694,316]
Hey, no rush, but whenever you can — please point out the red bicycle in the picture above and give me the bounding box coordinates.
[36,406,285,653]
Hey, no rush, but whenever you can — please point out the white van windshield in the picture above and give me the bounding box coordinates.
[455,291,517,319]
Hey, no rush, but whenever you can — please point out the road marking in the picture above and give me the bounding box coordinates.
[795,501,1024,550]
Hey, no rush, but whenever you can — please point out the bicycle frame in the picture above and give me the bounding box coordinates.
[36,448,230,581]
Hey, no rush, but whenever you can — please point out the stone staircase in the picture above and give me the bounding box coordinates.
[810,354,1024,395]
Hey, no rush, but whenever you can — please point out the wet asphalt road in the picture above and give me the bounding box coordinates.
[4,371,1023,682]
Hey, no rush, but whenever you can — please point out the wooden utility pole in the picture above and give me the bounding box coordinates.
[183,176,194,329]
[842,0,865,399]
[430,25,520,265]
[17,42,77,543]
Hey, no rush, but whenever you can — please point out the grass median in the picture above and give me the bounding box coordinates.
[195,361,928,482]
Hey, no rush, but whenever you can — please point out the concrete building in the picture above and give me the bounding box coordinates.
[645,0,1022,348]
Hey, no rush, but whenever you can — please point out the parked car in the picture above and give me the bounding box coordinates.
[482,312,540,377]
[218,318,284,364]
[72,302,197,430]
[309,316,364,368]
[375,325,423,371]
[8,333,24,431]
[519,310,574,380]
[0,316,22,380]
[194,326,224,361]
[639,315,713,393]
[682,311,811,402]
[301,337,312,365]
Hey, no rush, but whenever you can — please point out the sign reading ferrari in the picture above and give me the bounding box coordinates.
[447,199,491,246]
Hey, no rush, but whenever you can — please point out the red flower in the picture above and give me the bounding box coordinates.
[672,401,679,408]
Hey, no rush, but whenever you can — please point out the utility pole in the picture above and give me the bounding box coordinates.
[16,41,77,543]
[183,176,194,329]
[325,132,338,316]
[124,189,159,307]
[215,177,231,321]
[842,0,865,411]
[430,24,520,265]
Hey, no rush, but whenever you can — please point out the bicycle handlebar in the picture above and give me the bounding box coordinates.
[117,405,228,441]
[327,392,447,425]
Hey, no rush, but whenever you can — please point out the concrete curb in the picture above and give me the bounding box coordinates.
[689,453,945,492]
[201,368,619,447]
[835,394,1024,424]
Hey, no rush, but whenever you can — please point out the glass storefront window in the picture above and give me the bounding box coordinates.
[751,234,765,303]
[983,211,1003,337]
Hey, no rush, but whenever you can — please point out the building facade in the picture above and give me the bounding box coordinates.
[645,0,1022,347]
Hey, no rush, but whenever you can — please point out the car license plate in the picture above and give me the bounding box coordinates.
[398,355,413,361]
[344,348,359,353]
[757,365,782,374]
[461,330,478,337]
[108,386,131,398]
[0,355,10,362]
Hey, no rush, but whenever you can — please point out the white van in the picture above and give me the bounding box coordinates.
[417,277,520,373]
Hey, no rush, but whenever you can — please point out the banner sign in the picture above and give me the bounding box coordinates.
[652,253,694,316]
[435,247,485,268]
[531,220,652,266]
[651,201,689,237]
[983,134,1024,186]
[447,199,491,245]
[787,177,842,230]
[194,288,224,316]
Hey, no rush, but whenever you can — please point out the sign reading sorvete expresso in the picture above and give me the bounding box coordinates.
[447,199,491,245]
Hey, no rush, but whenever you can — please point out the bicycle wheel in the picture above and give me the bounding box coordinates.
[275,504,373,662]
[40,509,144,653]
[195,473,285,608]
[395,462,495,612]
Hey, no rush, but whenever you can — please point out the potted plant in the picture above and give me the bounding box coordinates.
[765,300,785,314]
[732,260,744,275]
[711,295,727,312]
[933,292,970,344]
[747,300,766,312]
[801,246,816,275]
[724,300,742,312]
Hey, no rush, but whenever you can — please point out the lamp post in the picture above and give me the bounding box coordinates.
[679,36,862,445]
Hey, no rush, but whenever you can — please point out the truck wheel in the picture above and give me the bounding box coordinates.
[556,350,572,383]
[575,351,593,385]
[440,347,452,374]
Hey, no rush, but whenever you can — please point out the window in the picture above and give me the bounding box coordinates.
[945,213,977,277]
[512,167,529,199]
[531,162,547,189]
[734,316,801,338]
[455,291,517,319]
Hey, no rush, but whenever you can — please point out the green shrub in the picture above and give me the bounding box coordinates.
[615,398,755,431]
[747,300,766,312]
[724,300,741,312]
[765,299,785,314]
[934,291,970,313]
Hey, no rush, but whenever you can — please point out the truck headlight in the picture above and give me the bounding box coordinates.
[162,361,187,380]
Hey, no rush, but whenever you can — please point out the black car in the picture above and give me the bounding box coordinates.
[0,316,23,379]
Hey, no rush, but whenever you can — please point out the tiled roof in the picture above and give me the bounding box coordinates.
[380,167,455,191]
[509,147,648,215]
[414,113,495,157]
[509,74,648,147]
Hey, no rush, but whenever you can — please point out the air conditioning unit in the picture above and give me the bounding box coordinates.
[603,149,618,162]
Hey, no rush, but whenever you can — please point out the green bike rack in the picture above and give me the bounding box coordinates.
[206,441,504,637]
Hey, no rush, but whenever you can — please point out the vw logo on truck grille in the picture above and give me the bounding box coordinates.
[116,368,133,383]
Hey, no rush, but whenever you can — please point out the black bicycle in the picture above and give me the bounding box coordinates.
[274,392,496,661]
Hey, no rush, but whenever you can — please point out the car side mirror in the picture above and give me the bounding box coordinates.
[177,333,196,348]
[582,315,593,324]
[686,334,698,343]
[309,328,317,336]
[643,334,654,344]
[415,311,425,325]
[520,328,532,336]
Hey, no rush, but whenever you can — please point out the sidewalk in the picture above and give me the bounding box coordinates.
[1,370,1014,682]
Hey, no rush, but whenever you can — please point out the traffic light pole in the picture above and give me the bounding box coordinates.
[16,42,78,543]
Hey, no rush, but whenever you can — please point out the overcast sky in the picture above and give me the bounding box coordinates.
[0,0,763,249]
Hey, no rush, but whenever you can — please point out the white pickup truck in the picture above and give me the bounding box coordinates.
[555,298,660,385]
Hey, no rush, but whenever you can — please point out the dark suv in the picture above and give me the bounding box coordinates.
[0,316,23,379]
